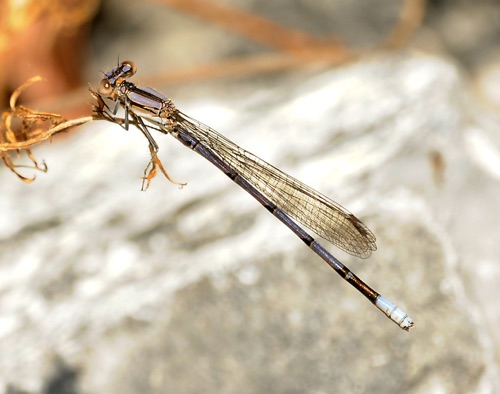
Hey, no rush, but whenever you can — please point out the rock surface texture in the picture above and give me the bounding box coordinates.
[2,51,500,393]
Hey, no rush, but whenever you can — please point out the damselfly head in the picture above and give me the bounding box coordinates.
[102,60,137,90]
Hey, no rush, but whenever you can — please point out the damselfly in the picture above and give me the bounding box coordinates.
[94,61,414,330]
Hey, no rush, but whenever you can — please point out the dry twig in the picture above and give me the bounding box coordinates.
[1,78,178,189]
[0,76,93,182]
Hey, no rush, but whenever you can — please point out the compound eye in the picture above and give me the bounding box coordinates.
[121,60,137,77]
[98,79,114,96]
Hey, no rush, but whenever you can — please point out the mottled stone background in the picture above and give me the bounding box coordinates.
[1,1,500,393]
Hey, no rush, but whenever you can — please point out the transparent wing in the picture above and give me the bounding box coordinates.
[175,111,377,258]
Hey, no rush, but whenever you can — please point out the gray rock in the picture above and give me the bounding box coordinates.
[1,52,499,393]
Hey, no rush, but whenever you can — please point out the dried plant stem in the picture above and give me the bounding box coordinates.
[0,76,99,181]
[0,116,93,152]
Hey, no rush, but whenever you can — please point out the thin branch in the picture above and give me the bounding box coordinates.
[0,116,94,152]
[0,76,95,181]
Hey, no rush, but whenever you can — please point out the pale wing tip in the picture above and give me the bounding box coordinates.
[328,213,376,258]
[338,229,377,259]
